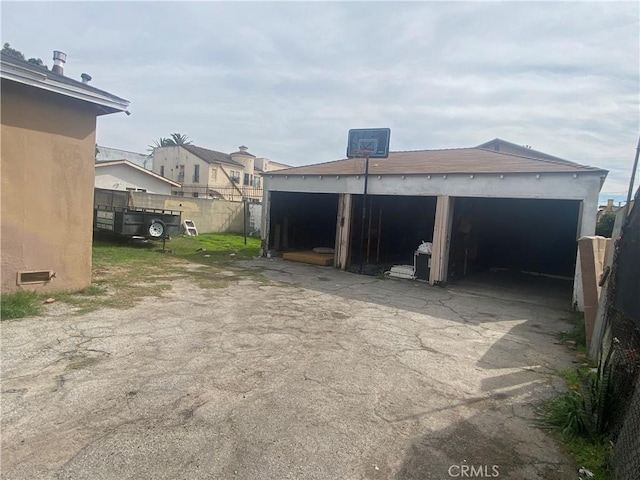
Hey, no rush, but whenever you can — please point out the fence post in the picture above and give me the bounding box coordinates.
[243,197,247,245]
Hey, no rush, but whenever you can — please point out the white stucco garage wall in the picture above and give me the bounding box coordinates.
[264,170,604,310]
[264,172,602,236]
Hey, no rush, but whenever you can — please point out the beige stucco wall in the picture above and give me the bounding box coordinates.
[152,146,239,196]
[1,80,97,293]
[130,192,262,235]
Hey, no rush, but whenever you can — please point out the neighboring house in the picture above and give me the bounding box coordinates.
[1,51,129,293]
[597,198,634,224]
[152,144,289,202]
[95,160,181,195]
[96,145,152,170]
[262,140,608,308]
[477,138,583,165]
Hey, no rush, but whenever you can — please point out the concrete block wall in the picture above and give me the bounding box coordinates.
[131,192,262,235]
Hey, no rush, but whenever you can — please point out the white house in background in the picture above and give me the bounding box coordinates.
[96,145,152,169]
[95,160,181,195]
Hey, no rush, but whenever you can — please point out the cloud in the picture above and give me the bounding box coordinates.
[2,1,638,194]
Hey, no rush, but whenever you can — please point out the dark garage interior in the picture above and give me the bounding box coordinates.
[448,197,581,281]
[349,195,437,271]
[268,192,339,251]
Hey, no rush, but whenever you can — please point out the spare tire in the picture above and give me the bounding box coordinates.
[147,219,166,238]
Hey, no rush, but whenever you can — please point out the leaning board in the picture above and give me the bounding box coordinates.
[282,251,335,266]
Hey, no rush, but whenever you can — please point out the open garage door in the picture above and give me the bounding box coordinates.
[448,197,581,281]
[268,192,339,252]
[348,195,437,273]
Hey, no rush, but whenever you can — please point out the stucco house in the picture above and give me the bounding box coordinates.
[261,139,608,307]
[95,160,181,195]
[1,51,129,293]
[152,144,289,202]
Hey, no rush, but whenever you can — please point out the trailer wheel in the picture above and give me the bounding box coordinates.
[147,219,166,238]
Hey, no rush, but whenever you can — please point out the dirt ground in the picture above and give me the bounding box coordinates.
[1,258,579,479]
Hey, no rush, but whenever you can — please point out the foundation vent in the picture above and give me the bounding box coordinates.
[17,270,56,285]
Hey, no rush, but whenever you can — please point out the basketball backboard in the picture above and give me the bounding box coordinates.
[346,128,391,158]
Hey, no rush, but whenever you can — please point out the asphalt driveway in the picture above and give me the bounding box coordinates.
[1,258,577,479]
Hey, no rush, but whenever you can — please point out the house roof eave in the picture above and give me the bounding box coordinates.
[95,160,181,187]
[1,58,130,114]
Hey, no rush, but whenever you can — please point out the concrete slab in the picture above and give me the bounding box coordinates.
[1,258,577,479]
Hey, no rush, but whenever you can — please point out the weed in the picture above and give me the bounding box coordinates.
[542,366,613,478]
[0,290,42,320]
[374,268,389,279]
[78,285,107,296]
[543,388,590,437]
[542,311,615,478]
[560,312,587,353]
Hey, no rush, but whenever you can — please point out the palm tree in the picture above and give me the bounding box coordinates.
[169,133,192,145]
[148,137,171,152]
[148,133,192,152]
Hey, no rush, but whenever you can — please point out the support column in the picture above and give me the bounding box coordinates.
[573,195,598,310]
[430,195,455,285]
[334,193,352,270]
[261,190,271,256]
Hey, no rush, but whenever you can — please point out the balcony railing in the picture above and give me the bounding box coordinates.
[171,185,263,203]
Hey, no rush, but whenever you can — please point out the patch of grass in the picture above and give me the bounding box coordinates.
[542,367,612,478]
[543,388,589,436]
[544,429,612,479]
[565,436,612,479]
[51,234,263,315]
[57,282,172,315]
[559,312,587,354]
[170,233,261,265]
[556,367,592,389]
[1,290,42,320]
[78,285,107,296]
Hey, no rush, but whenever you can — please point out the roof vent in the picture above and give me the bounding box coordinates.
[52,50,67,75]
[81,73,92,84]
[238,145,248,152]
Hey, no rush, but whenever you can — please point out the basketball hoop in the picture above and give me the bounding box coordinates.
[352,149,372,159]
[346,128,390,159]
[346,128,391,274]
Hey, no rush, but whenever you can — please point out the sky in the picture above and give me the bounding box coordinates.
[2,1,639,199]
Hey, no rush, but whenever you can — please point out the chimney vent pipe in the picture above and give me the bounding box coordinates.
[52,50,67,75]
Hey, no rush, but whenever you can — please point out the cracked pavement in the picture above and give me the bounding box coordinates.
[1,258,577,479]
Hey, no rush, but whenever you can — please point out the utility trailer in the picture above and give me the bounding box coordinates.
[93,188,182,239]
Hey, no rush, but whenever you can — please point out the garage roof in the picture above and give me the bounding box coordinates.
[270,146,607,176]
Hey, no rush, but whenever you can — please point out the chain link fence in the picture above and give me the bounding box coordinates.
[597,188,639,480]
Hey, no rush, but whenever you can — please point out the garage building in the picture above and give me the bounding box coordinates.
[261,139,607,306]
